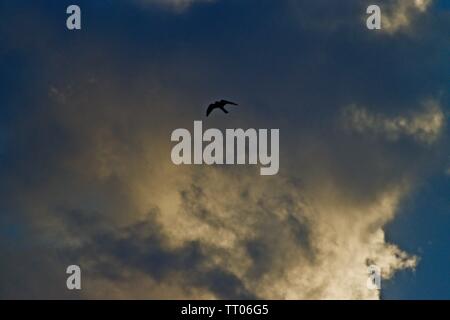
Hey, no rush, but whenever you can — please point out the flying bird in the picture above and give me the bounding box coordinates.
[206,100,238,117]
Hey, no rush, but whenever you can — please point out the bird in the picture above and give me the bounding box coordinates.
[206,99,238,117]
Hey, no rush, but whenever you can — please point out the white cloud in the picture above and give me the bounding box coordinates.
[382,0,433,33]
[125,167,417,299]
[343,100,445,144]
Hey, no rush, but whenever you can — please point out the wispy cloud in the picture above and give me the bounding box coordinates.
[382,0,433,33]
[343,100,445,144]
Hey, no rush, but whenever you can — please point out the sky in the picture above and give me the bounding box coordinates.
[0,0,449,299]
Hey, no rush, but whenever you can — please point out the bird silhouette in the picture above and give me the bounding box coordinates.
[206,100,238,117]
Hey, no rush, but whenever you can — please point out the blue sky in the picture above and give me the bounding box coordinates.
[384,173,450,299]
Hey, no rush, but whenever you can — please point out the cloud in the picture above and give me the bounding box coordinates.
[381,0,433,33]
[0,77,420,299]
[342,100,445,144]
[287,0,433,34]
[148,170,417,299]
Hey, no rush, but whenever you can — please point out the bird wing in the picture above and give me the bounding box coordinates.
[206,103,216,116]
[220,99,238,106]
[220,107,229,114]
